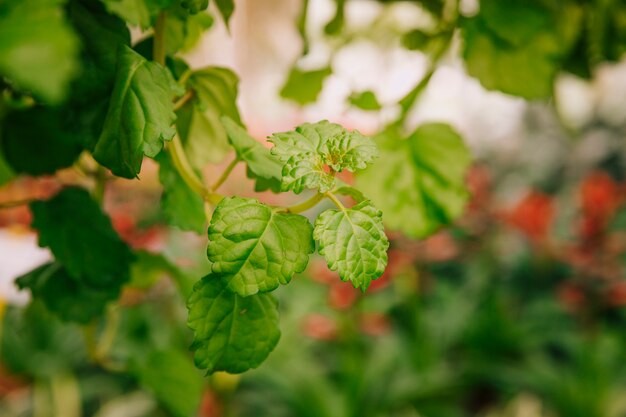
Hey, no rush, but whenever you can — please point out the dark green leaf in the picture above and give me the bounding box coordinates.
[207,197,314,296]
[356,123,471,238]
[156,152,206,233]
[93,45,177,178]
[181,0,208,14]
[221,116,282,192]
[0,0,80,103]
[187,276,280,374]
[135,349,204,417]
[280,66,331,106]
[30,187,134,289]
[214,0,234,27]
[314,200,388,291]
[100,0,174,29]
[16,263,118,324]
[1,107,84,175]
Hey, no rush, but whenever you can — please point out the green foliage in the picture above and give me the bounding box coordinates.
[177,67,241,167]
[348,90,382,111]
[180,0,208,14]
[187,276,281,374]
[314,200,389,291]
[207,197,314,296]
[357,123,471,238]
[93,46,178,178]
[280,66,332,105]
[29,187,134,292]
[221,115,282,192]
[0,0,80,103]
[214,0,234,27]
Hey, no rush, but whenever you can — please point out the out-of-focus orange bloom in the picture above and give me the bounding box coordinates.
[606,281,626,307]
[110,211,165,250]
[308,258,339,285]
[503,190,555,241]
[579,171,623,240]
[466,164,492,210]
[359,312,391,336]
[422,232,459,262]
[557,283,586,311]
[301,314,338,341]
[328,282,359,310]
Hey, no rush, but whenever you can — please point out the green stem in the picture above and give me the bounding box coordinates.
[93,165,107,204]
[153,12,167,66]
[325,191,346,211]
[169,134,223,205]
[173,90,194,111]
[50,374,81,417]
[211,157,239,192]
[282,192,325,214]
[96,305,120,360]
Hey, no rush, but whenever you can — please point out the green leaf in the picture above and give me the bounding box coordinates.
[0,149,15,186]
[100,0,173,29]
[156,152,206,233]
[214,0,234,27]
[220,116,282,192]
[280,66,331,106]
[269,120,377,193]
[333,184,366,203]
[462,0,582,99]
[348,90,382,111]
[165,4,213,54]
[187,276,280,374]
[93,45,177,178]
[181,0,208,14]
[177,67,241,168]
[30,187,134,289]
[356,123,471,238]
[135,349,204,417]
[314,200,388,291]
[207,197,314,296]
[1,107,84,175]
[16,263,119,324]
[324,0,345,35]
[0,0,80,103]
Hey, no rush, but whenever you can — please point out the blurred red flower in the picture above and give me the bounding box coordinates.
[301,314,338,341]
[503,190,555,241]
[579,171,623,240]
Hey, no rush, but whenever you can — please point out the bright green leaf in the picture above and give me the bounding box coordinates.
[165,5,213,54]
[187,276,280,374]
[30,187,134,289]
[270,120,377,193]
[93,45,177,178]
[0,0,80,103]
[314,200,388,291]
[324,0,345,35]
[177,67,241,168]
[135,349,204,417]
[156,152,206,233]
[348,90,382,111]
[356,123,471,238]
[16,263,119,324]
[100,0,173,29]
[207,197,314,296]
[280,66,331,106]
[221,116,282,192]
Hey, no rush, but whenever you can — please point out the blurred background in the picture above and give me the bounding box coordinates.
[2,0,626,416]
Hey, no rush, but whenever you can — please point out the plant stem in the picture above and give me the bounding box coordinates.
[173,90,194,111]
[211,157,239,191]
[153,12,167,66]
[93,165,107,204]
[0,198,33,209]
[96,305,120,360]
[282,192,325,214]
[325,191,346,211]
[169,134,223,205]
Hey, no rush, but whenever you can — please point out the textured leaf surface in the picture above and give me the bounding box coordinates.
[30,187,134,289]
[135,349,204,417]
[280,66,331,105]
[270,120,377,193]
[207,197,314,296]
[177,67,241,168]
[356,124,471,238]
[187,276,280,374]
[93,46,177,178]
[221,116,283,192]
[0,0,80,103]
[16,263,118,324]
[314,201,388,291]
[156,152,206,233]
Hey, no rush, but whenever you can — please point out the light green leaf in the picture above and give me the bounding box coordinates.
[101,0,173,29]
[333,184,366,203]
[221,116,282,192]
[156,152,206,233]
[314,201,388,291]
[356,123,471,238]
[187,276,280,374]
[135,349,204,417]
[30,187,134,289]
[16,263,119,324]
[93,45,177,178]
[0,0,80,103]
[165,5,213,54]
[269,120,377,193]
[207,197,314,296]
[462,0,582,99]
[348,90,382,111]
[181,0,209,14]
[280,66,331,106]
[214,0,234,27]
[177,67,241,168]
